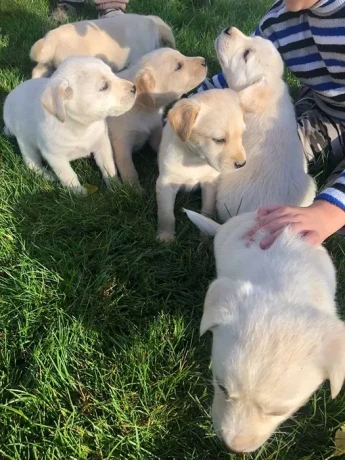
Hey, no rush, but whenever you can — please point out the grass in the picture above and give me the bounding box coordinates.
[1,0,345,458]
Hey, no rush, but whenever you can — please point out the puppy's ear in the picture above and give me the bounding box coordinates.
[323,321,345,399]
[168,100,200,142]
[41,79,72,122]
[239,77,270,114]
[200,278,252,336]
[135,68,156,107]
[184,209,221,236]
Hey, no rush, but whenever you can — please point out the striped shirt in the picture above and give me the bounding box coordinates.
[199,0,345,211]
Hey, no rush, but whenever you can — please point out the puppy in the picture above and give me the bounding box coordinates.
[30,14,175,78]
[185,208,345,454]
[3,56,136,194]
[108,48,208,187]
[156,89,246,242]
[215,27,316,221]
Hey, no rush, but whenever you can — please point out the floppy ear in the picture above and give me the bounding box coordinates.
[135,68,156,107]
[323,321,345,399]
[184,209,221,236]
[41,79,72,122]
[168,100,200,141]
[238,77,271,114]
[200,278,239,336]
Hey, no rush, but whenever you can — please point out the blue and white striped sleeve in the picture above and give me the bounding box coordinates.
[315,172,345,211]
[195,27,263,94]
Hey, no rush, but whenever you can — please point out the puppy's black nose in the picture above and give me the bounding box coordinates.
[224,27,231,36]
[201,59,207,67]
[235,160,246,169]
[131,85,136,94]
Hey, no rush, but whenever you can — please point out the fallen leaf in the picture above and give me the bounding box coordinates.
[334,425,345,456]
[84,183,98,194]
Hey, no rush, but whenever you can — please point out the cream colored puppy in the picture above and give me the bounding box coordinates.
[3,56,136,194]
[156,89,246,242]
[215,27,316,221]
[185,208,345,454]
[30,14,175,78]
[107,48,207,186]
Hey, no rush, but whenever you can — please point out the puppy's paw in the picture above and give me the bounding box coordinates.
[104,176,120,191]
[70,185,88,196]
[157,231,175,242]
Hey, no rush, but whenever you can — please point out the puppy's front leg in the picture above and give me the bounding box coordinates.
[93,135,117,186]
[201,182,217,217]
[44,153,87,195]
[156,177,179,242]
[110,136,140,187]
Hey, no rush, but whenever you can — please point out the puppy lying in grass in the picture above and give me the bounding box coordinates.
[30,14,175,78]
[3,56,136,194]
[156,89,246,242]
[185,208,345,454]
[107,48,207,188]
[215,27,316,221]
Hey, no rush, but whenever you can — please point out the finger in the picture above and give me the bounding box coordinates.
[257,209,300,229]
[260,229,285,249]
[244,222,262,241]
[301,230,322,245]
[257,205,284,218]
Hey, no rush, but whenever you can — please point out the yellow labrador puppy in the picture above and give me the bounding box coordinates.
[30,14,175,78]
[107,48,207,187]
[156,89,246,242]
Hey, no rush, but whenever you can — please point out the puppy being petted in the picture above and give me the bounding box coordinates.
[4,56,136,194]
[185,208,345,454]
[108,48,207,187]
[157,89,246,242]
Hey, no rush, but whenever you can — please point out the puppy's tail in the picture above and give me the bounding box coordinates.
[148,15,176,49]
[184,209,221,236]
[30,34,56,65]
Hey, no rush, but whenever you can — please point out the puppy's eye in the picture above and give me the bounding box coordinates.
[243,49,250,61]
[213,138,226,144]
[175,62,183,71]
[218,382,228,396]
[266,410,287,417]
[100,82,109,91]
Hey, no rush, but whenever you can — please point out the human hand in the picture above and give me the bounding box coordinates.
[244,200,345,250]
[93,0,129,11]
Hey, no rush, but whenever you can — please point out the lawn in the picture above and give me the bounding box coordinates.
[1,0,345,459]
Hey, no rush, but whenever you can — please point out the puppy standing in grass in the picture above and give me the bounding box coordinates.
[185,208,345,454]
[3,56,136,194]
[213,28,316,221]
[107,48,208,187]
[156,89,246,242]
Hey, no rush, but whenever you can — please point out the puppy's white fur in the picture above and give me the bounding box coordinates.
[156,89,246,241]
[30,14,175,78]
[3,56,136,193]
[108,48,207,187]
[186,209,345,453]
[215,27,316,221]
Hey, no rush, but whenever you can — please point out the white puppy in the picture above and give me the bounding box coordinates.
[3,56,136,194]
[30,14,175,78]
[156,89,246,241]
[108,48,208,187]
[185,208,345,454]
[215,27,316,221]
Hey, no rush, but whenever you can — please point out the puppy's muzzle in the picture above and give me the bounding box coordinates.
[235,160,246,169]
[224,27,232,36]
